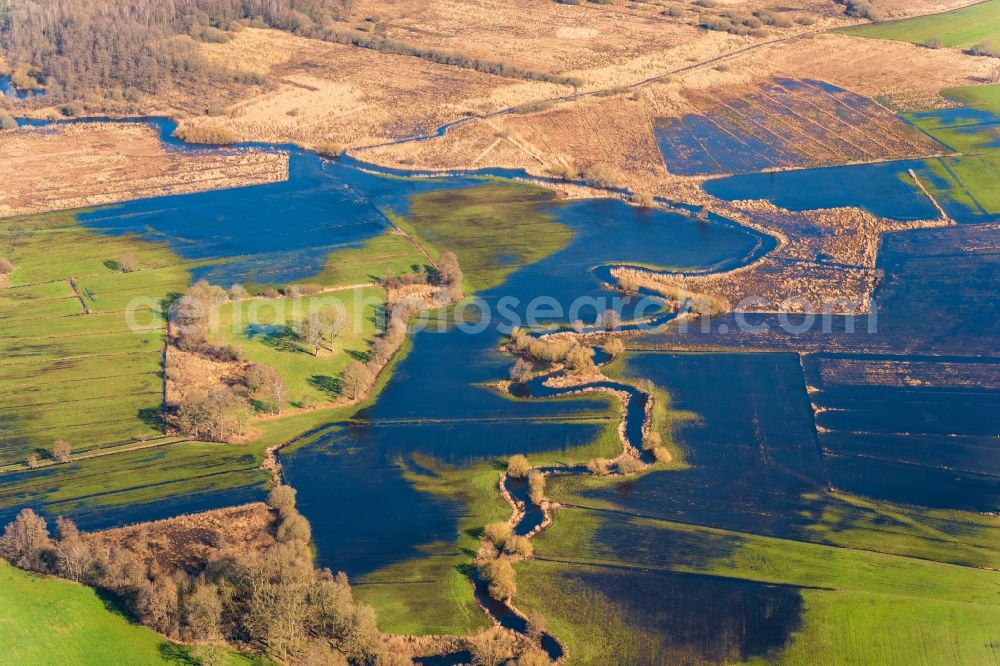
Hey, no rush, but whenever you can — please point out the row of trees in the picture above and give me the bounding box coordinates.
[0,0,354,102]
[0,486,393,663]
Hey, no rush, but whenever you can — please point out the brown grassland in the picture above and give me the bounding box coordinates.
[0,123,288,219]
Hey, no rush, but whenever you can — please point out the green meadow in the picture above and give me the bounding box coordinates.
[838,0,1000,50]
[0,561,262,665]
[207,286,384,406]
[0,211,187,465]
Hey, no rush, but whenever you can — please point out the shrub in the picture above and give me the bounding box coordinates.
[503,535,533,558]
[0,257,14,274]
[663,7,684,17]
[795,15,816,25]
[117,252,139,273]
[837,0,878,20]
[483,522,512,547]
[267,484,297,511]
[205,105,226,117]
[694,0,718,7]
[528,470,546,505]
[581,162,622,189]
[618,455,644,474]
[586,458,610,475]
[52,439,71,463]
[515,649,551,666]
[0,112,16,130]
[701,17,733,32]
[969,41,1000,58]
[632,191,654,207]
[653,446,673,463]
[922,36,944,50]
[172,124,239,145]
[547,163,577,181]
[234,70,266,85]
[478,558,517,600]
[277,513,312,543]
[340,361,373,400]
[603,337,625,357]
[644,431,662,450]
[507,454,531,478]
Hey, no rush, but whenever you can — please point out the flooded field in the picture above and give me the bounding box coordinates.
[655,78,940,176]
[1,99,998,663]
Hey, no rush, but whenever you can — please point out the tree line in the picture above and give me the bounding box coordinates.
[0,0,353,101]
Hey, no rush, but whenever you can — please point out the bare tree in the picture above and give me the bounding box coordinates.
[0,508,51,571]
[340,361,373,401]
[52,439,71,463]
[509,358,533,385]
[183,581,223,640]
[244,363,288,414]
[117,251,139,273]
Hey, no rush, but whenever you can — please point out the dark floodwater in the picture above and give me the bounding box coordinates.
[283,195,764,576]
[655,78,908,176]
[704,106,1000,224]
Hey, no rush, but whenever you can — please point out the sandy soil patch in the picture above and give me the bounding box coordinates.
[0,122,287,219]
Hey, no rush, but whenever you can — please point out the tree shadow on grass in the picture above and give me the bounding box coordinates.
[250,324,307,354]
[137,406,164,430]
[308,375,341,399]
[345,349,369,362]
[157,643,199,665]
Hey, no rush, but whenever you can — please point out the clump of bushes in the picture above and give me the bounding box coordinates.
[510,329,596,374]
[317,142,345,156]
[580,161,623,190]
[836,0,878,20]
[969,41,1000,58]
[0,257,14,274]
[0,112,16,130]
[528,470,546,505]
[172,124,239,145]
[507,454,531,478]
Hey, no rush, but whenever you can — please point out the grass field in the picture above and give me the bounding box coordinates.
[943,82,1000,114]
[0,561,261,665]
[207,286,384,407]
[838,0,1000,50]
[387,181,575,293]
[310,232,429,286]
[0,210,189,465]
